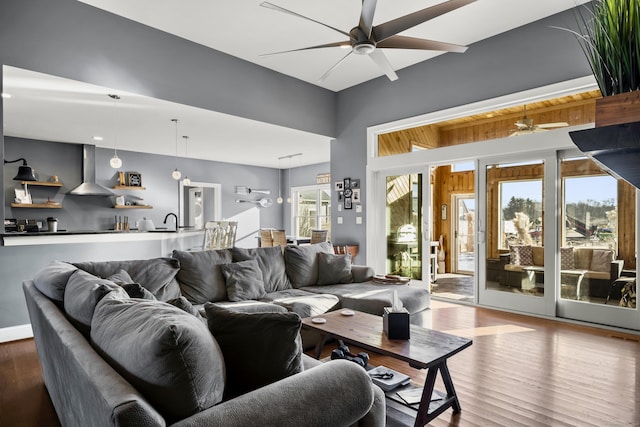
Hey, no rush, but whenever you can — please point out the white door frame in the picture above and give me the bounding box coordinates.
[452,193,476,274]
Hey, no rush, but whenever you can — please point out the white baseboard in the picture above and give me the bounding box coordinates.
[0,324,33,343]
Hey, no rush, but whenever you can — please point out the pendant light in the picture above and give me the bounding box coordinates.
[182,135,191,185]
[171,119,181,180]
[108,94,123,169]
[286,155,292,204]
[276,165,283,204]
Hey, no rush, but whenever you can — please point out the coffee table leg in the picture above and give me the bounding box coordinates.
[414,361,461,427]
[313,333,330,360]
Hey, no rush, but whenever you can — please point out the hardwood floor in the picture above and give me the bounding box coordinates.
[1,301,639,426]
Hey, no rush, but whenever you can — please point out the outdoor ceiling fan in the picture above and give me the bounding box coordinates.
[509,105,569,137]
[260,0,476,82]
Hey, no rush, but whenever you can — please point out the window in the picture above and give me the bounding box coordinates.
[499,180,543,249]
[293,185,331,240]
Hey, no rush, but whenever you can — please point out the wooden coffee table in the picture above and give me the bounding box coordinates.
[302,310,472,427]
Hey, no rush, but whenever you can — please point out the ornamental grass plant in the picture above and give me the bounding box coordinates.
[560,0,640,96]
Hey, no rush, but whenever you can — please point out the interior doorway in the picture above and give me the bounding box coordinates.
[452,194,475,274]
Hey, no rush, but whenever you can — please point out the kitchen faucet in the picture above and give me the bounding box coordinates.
[163,213,178,229]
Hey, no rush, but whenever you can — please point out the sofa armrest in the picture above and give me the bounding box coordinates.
[352,265,375,283]
[611,259,624,280]
[172,360,382,427]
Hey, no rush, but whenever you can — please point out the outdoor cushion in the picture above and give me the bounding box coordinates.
[172,249,232,304]
[232,246,292,292]
[73,258,181,301]
[205,303,303,399]
[64,269,128,335]
[561,247,575,270]
[220,259,267,302]
[509,245,533,266]
[590,249,613,272]
[91,296,225,423]
[33,260,77,302]
[317,252,353,285]
[284,242,334,288]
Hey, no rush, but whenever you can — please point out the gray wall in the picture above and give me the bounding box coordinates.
[331,7,593,261]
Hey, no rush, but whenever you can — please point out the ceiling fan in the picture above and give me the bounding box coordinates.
[260,0,476,82]
[510,105,569,137]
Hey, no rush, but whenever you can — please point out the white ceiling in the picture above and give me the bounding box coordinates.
[2,1,590,169]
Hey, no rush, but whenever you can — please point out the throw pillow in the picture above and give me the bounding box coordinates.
[172,249,232,304]
[509,245,533,266]
[33,260,78,302]
[167,296,204,320]
[317,252,353,285]
[106,270,156,300]
[73,258,181,301]
[91,297,225,423]
[232,246,292,292]
[560,247,575,270]
[120,283,156,300]
[64,269,129,335]
[284,241,334,288]
[590,249,613,272]
[220,259,267,302]
[204,303,303,398]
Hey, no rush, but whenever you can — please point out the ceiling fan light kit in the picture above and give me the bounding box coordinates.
[260,0,475,82]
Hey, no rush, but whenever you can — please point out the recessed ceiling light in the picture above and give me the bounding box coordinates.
[92,136,104,141]
[1,93,12,99]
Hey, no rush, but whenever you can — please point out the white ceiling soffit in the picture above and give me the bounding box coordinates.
[2,66,330,169]
[78,0,592,92]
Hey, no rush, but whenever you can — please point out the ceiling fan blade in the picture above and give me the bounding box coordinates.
[318,51,353,82]
[261,41,349,56]
[372,0,476,43]
[260,2,353,40]
[537,122,569,129]
[359,0,378,38]
[369,50,398,81]
[377,35,468,53]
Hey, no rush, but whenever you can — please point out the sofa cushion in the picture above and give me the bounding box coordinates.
[220,259,267,301]
[317,252,353,285]
[232,246,292,292]
[91,297,225,423]
[302,281,430,315]
[106,270,157,300]
[33,260,78,302]
[509,245,533,266]
[284,242,334,288]
[64,269,129,335]
[205,303,303,398]
[532,246,544,266]
[561,247,575,270]
[73,258,181,301]
[172,249,232,304]
[590,249,613,272]
[262,289,340,318]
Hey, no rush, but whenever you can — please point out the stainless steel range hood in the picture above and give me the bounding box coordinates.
[67,145,114,196]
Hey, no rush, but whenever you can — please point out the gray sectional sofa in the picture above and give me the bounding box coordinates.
[23,242,430,426]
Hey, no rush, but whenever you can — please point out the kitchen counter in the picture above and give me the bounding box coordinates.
[1,228,203,246]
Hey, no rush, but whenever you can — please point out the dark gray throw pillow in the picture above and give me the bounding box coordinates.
[204,303,303,398]
[317,252,353,285]
[106,270,156,300]
[64,269,129,335]
[220,259,267,302]
[91,297,225,423]
[232,246,291,292]
[172,249,232,304]
[33,260,78,302]
[284,241,334,288]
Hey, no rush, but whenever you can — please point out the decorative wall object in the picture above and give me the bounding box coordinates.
[340,177,360,210]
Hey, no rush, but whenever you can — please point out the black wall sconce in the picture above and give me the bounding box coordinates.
[4,158,37,181]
